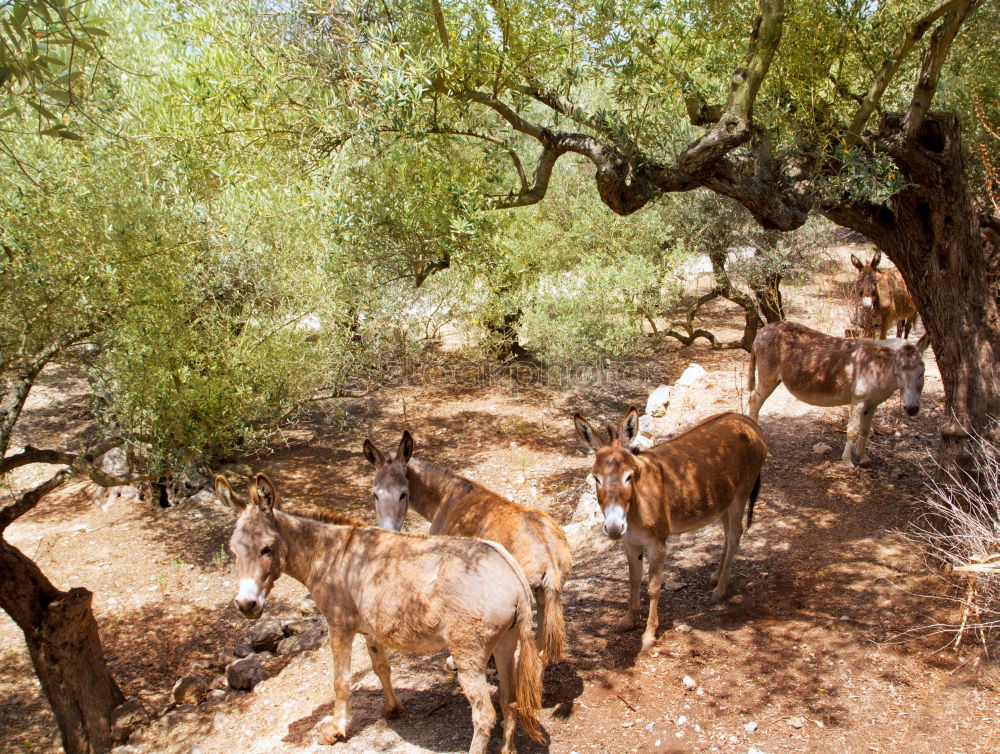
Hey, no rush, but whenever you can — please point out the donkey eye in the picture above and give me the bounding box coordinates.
[594,477,603,489]
[260,546,272,556]
[623,472,634,485]
[398,492,407,501]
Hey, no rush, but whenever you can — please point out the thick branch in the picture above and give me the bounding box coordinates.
[489,146,560,208]
[678,0,785,173]
[0,469,70,533]
[430,0,449,50]
[845,0,967,144]
[903,1,978,139]
[516,84,632,153]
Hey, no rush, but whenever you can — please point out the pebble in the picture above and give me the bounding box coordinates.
[744,721,758,733]
[812,442,832,455]
[787,716,805,729]
[682,675,697,690]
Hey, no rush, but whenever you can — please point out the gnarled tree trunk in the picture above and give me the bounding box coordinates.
[828,114,1000,459]
[0,539,124,753]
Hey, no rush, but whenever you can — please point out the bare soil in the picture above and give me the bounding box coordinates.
[2,244,998,754]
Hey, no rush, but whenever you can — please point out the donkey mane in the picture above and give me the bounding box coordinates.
[410,458,478,497]
[289,507,366,527]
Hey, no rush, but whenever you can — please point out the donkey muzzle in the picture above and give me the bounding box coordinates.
[235,598,264,619]
[905,404,919,417]
[602,505,628,540]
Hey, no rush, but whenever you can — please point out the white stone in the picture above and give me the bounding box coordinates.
[646,385,672,417]
[812,442,832,455]
[676,364,708,387]
[682,675,697,690]
[744,721,758,733]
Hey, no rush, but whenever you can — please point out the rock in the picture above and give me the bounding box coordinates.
[226,655,266,690]
[630,434,655,452]
[111,698,149,744]
[298,596,319,616]
[675,364,707,387]
[890,467,904,480]
[645,385,672,417]
[187,490,217,506]
[787,716,805,729]
[277,623,329,656]
[682,675,697,690]
[283,617,323,637]
[233,643,253,658]
[171,675,207,705]
[638,414,657,438]
[209,674,227,690]
[572,490,601,524]
[744,721,758,733]
[663,579,687,592]
[812,442,832,455]
[250,616,284,652]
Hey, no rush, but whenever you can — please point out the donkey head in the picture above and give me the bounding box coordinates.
[851,250,883,321]
[893,333,930,416]
[574,407,641,540]
[217,473,285,619]
[362,430,414,531]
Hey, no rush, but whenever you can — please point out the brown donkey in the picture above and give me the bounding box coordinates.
[573,409,767,652]
[851,250,918,338]
[363,431,573,664]
[217,473,544,754]
[748,321,930,468]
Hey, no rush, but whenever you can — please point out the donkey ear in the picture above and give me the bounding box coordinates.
[398,430,414,464]
[916,331,931,353]
[619,407,640,450]
[871,250,881,269]
[362,439,384,467]
[851,254,864,270]
[214,475,245,513]
[574,414,604,452]
[250,473,280,516]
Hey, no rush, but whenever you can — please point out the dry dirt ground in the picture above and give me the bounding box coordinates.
[2,244,998,754]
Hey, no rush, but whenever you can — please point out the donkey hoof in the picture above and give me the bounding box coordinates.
[710,587,728,603]
[841,458,855,469]
[640,632,657,652]
[384,700,404,719]
[319,717,347,744]
[614,614,636,632]
[858,456,873,468]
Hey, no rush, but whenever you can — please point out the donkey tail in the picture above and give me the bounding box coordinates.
[514,584,545,743]
[478,538,545,742]
[746,473,762,530]
[747,346,757,393]
[540,569,566,664]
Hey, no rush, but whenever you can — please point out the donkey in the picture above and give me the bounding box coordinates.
[748,321,930,468]
[217,473,544,754]
[573,409,767,652]
[363,431,573,664]
[851,251,918,339]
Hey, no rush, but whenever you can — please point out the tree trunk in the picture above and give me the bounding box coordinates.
[751,272,784,322]
[0,538,124,754]
[828,114,1000,460]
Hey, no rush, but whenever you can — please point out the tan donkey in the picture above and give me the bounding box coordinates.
[363,431,573,663]
[851,250,918,339]
[217,473,544,754]
[573,409,767,652]
[748,321,929,468]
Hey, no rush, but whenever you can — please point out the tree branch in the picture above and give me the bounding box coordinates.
[430,0,450,50]
[903,1,979,139]
[678,0,785,173]
[845,0,968,145]
[0,469,70,534]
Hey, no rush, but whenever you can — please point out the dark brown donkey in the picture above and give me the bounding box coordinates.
[363,431,573,663]
[851,250,918,339]
[218,473,543,754]
[573,409,767,652]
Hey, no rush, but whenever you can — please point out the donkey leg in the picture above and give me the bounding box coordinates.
[492,629,520,754]
[364,636,403,718]
[710,514,732,587]
[854,404,877,466]
[641,540,668,651]
[711,501,745,602]
[615,542,644,632]
[842,403,862,468]
[319,632,354,743]
[453,655,496,754]
[748,375,779,422]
